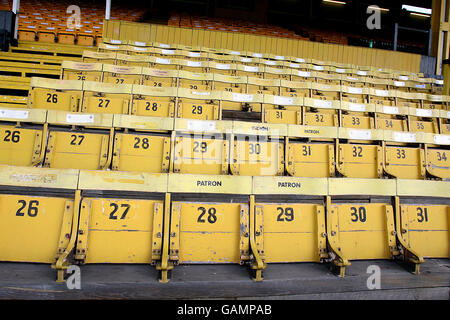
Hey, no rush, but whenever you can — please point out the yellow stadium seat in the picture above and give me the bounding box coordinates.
[247,77,280,95]
[327,200,398,276]
[398,203,449,259]
[102,64,142,85]
[61,61,102,82]
[280,80,310,98]
[261,95,303,125]
[0,193,76,263]
[142,68,177,88]
[76,197,165,263]
[28,78,82,112]
[83,50,117,65]
[177,88,221,120]
[81,81,132,115]
[383,145,425,179]
[424,145,450,179]
[169,201,250,264]
[254,202,327,263]
[336,136,383,179]
[173,132,229,175]
[177,70,212,91]
[131,86,176,118]
[112,132,171,173]
[286,140,335,178]
[231,134,284,176]
[116,53,150,68]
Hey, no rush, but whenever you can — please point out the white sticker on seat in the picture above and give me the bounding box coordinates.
[394,132,416,143]
[66,113,94,123]
[215,63,230,70]
[348,129,372,140]
[156,58,170,64]
[187,120,216,132]
[188,52,201,57]
[433,135,450,145]
[313,100,332,108]
[298,71,311,77]
[415,109,432,117]
[187,61,202,67]
[232,93,253,102]
[0,109,29,119]
[274,96,294,105]
[348,87,363,94]
[348,103,366,112]
[383,106,399,114]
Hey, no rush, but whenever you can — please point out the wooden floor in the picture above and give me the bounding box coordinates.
[0,259,448,299]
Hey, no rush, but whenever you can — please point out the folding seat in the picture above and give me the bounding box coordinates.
[250,178,328,277]
[395,180,449,274]
[422,93,447,111]
[291,69,316,83]
[220,90,263,113]
[102,64,142,85]
[28,78,82,112]
[37,26,57,43]
[409,79,432,94]
[43,111,113,170]
[82,50,117,64]
[389,78,409,92]
[148,55,179,71]
[112,115,172,173]
[142,67,178,88]
[336,128,384,179]
[264,66,289,80]
[279,80,310,98]
[340,75,365,88]
[61,61,102,82]
[431,79,444,94]
[212,73,246,94]
[116,53,150,67]
[235,64,264,78]
[178,59,208,73]
[286,125,337,178]
[208,52,234,65]
[77,30,96,46]
[326,179,400,277]
[340,86,375,130]
[18,25,37,41]
[81,81,132,115]
[315,72,341,85]
[172,119,232,174]
[167,175,253,280]
[131,85,176,118]
[0,108,47,167]
[364,77,390,91]
[303,83,340,127]
[0,167,79,279]
[382,131,426,179]
[230,122,285,176]
[57,28,76,45]
[261,94,302,125]
[177,70,212,91]
[208,61,236,76]
[369,88,407,131]
[75,171,168,280]
[177,88,221,121]
[126,44,153,56]
[98,42,127,54]
[246,77,280,95]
